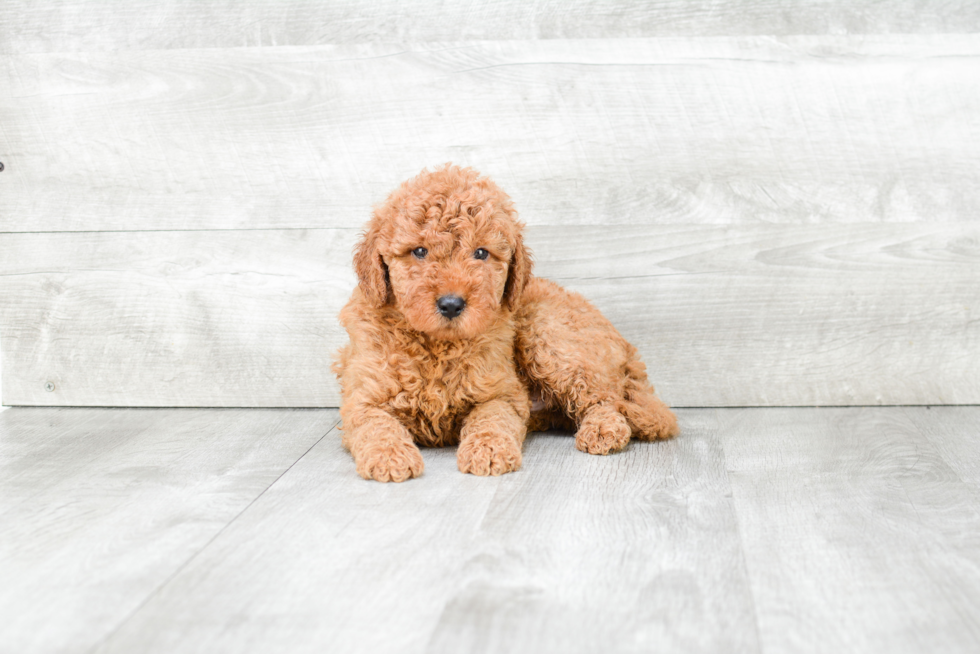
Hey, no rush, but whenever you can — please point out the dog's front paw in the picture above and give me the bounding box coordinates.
[354,438,425,482]
[575,405,631,455]
[457,431,522,476]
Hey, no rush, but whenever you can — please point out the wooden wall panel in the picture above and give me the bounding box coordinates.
[2,36,979,232]
[2,224,976,408]
[2,1,977,55]
[0,229,355,407]
[2,4,977,408]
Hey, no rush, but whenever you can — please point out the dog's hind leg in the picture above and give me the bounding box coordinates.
[617,360,679,441]
[514,277,678,453]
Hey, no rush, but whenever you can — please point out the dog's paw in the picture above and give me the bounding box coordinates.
[457,431,522,476]
[355,438,424,482]
[575,406,631,455]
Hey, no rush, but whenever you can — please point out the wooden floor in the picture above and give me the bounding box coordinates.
[2,406,979,653]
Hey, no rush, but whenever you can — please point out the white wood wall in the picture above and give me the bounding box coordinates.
[1,2,978,407]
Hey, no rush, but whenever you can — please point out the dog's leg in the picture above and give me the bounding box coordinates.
[341,406,425,482]
[618,369,680,441]
[457,400,527,476]
[516,278,678,453]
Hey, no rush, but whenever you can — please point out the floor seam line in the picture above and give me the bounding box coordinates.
[718,423,767,654]
[86,414,341,653]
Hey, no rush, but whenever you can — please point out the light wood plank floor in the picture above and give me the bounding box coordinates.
[1,406,978,653]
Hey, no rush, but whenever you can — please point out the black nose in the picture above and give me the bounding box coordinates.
[436,295,466,319]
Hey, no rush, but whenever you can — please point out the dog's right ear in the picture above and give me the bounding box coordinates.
[353,221,389,307]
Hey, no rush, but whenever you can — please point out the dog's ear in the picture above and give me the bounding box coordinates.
[503,224,532,310]
[353,221,389,308]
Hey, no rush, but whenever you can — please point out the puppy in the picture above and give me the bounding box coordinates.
[333,165,678,481]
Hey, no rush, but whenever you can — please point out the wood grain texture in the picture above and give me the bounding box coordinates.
[0,336,5,408]
[0,229,356,407]
[902,406,980,500]
[0,223,828,408]
[2,0,977,55]
[715,407,980,653]
[5,407,978,652]
[1,222,977,408]
[424,421,757,653]
[94,417,504,654]
[2,36,979,231]
[0,406,339,654]
[92,412,755,654]
[540,223,980,407]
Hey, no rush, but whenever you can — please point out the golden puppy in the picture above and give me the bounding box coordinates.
[334,165,678,481]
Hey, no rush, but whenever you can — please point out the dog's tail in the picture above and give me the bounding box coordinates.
[616,357,679,441]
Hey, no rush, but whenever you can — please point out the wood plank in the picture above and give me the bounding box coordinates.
[0,406,339,654]
[424,416,758,653]
[2,36,979,231]
[3,1,977,55]
[717,407,980,653]
[540,223,980,407]
[1,338,6,407]
[94,419,505,654]
[1,222,977,407]
[902,406,980,499]
[5,406,980,651]
[0,229,356,407]
[92,410,758,653]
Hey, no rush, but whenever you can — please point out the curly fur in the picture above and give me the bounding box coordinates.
[333,164,678,481]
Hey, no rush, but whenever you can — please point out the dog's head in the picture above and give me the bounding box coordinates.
[353,164,532,340]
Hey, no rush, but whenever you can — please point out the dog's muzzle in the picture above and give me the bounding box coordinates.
[436,295,466,319]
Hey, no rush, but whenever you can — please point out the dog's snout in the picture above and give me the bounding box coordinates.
[437,295,466,319]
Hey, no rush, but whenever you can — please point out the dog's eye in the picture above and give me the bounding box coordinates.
[474,248,489,260]
[412,247,428,259]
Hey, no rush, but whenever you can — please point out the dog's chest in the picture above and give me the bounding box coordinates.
[388,348,484,446]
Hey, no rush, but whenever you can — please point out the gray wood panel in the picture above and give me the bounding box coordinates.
[0,338,5,408]
[717,407,980,653]
[91,429,503,653]
[1,223,977,408]
[902,406,980,500]
[4,406,977,652]
[91,411,756,654]
[3,36,979,231]
[424,420,757,653]
[0,229,356,408]
[0,406,339,654]
[3,1,977,55]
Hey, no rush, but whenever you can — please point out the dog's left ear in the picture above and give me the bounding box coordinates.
[503,223,532,310]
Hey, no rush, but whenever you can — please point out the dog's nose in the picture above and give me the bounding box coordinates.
[436,295,466,319]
